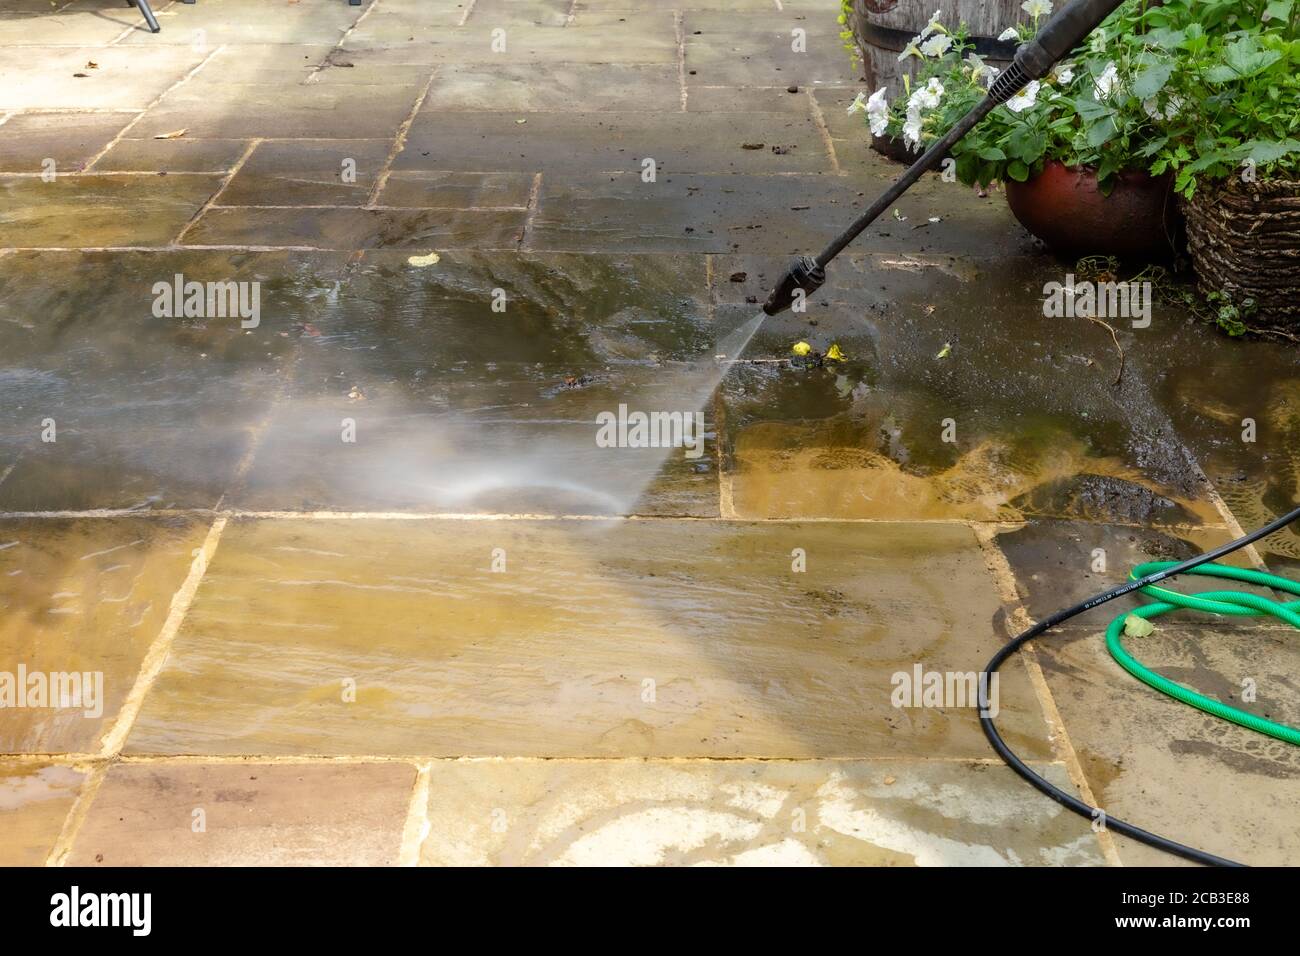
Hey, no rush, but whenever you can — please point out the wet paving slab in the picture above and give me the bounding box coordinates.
[991,520,1262,623]
[67,761,415,866]
[215,139,393,207]
[0,250,346,510]
[1141,316,1300,573]
[712,253,1219,524]
[0,174,223,248]
[377,170,535,209]
[230,250,719,515]
[394,111,833,175]
[0,761,84,866]
[128,83,424,141]
[0,516,209,753]
[422,63,683,112]
[682,10,853,90]
[0,112,131,174]
[418,757,1104,866]
[181,208,526,250]
[122,518,1052,760]
[92,137,251,175]
[1035,621,1300,865]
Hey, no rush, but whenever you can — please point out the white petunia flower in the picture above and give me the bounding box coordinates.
[919,9,944,39]
[920,33,953,57]
[1049,61,1074,84]
[998,27,1020,41]
[1005,79,1041,113]
[909,77,945,110]
[902,105,924,150]
[898,36,924,61]
[1094,61,1118,99]
[1089,28,1107,54]
[1021,0,1053,17]
[847,91,868,114]
[866,87,891,136]
[966,52,997,82]
[1142,94,1183,120]
[984,66,1000,90]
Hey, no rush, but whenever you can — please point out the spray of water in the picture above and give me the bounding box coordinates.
[243,311,770,516]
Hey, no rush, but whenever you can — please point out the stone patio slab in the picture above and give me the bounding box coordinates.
[395,111,832,174]
[92,136,251,174]
[1035,621,1300,865]
[418,757,1105,866]
[122,518,1052,759]
[0,45,208,111]
[0,174,221,247]
[0,761,85,867]
[422,63,682,112]
[0,111,131,173]
[115,0,366,47]
[67,761,416,866]
[0,516,209,753]
[0,250,346,510]
[377,170,535,208]
[217,139,393,207]
[180,206,526,249]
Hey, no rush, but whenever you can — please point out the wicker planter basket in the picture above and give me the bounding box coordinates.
[1183,177,1300,332]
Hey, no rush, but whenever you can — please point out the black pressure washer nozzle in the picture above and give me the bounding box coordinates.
[756,0,1128,317]
[762,255,826,316]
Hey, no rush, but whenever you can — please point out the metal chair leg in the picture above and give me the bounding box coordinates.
[131,0,161,33]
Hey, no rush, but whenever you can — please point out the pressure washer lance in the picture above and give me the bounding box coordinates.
[761,0,1130,316]
[759,0,1300,867]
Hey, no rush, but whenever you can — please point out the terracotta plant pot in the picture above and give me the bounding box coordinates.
[1004,160,1181,259]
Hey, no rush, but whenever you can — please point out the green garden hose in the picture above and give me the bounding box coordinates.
[1108,561,1300,746]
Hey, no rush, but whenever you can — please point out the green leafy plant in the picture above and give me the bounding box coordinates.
[847,0,1300,196]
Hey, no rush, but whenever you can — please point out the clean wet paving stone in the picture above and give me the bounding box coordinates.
[1035,621,1300,866]
[418,758,1105,866]
[179,206,527,250]
[67,762,416,866]
[122,518,1053,760]
[0,516,210,754]
[0,761,85,866]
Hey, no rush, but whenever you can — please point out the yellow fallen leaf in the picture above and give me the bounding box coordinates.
[826,343,846,361]
[407,252,441,267]
[935,342,952,359]
[791,341,812,356]
[153,129,188,140]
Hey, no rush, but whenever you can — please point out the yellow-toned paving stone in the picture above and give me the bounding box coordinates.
[0,761,85,866]
[123,518,1052,759]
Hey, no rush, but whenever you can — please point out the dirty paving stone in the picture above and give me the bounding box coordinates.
[122,519,1052,760]
[67,762,416,866]
[713,253,1219,524]
[180,207,526,250]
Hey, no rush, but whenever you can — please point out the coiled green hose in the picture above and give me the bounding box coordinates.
[1107,561,1300,746]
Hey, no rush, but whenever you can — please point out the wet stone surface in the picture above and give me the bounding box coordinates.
[2,0,1297,867]
[123,518,1052,760]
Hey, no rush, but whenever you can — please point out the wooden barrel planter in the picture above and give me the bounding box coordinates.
[848,0,1022,97]
[1183,178,1300,334]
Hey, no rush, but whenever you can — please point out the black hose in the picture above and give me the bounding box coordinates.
[979,502,1300,867]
